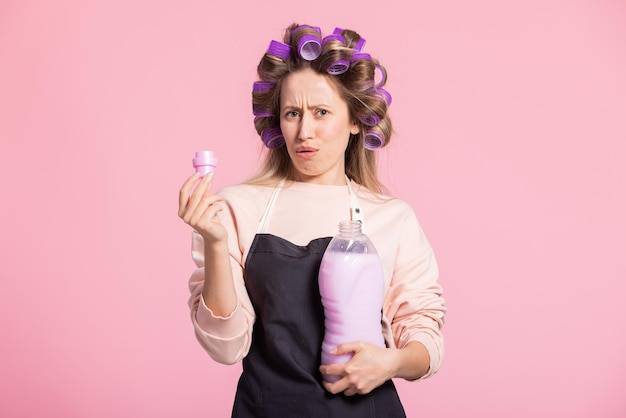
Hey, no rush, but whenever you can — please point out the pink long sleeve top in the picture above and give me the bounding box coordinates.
[187,180,446,379]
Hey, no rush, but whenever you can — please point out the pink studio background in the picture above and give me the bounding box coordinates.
[1,0,625,417]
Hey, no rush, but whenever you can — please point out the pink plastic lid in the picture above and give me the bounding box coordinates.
[193,150,217,176]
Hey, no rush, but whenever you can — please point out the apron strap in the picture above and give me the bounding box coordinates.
[257,179,285,234]
[346,175,364,225]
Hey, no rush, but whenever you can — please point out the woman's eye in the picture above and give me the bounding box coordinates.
[317,109,328,116]
[286,111,299,118]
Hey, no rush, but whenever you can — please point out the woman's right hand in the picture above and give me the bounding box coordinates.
[178,172,227,243]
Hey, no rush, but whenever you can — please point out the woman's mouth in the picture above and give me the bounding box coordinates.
[295,146,318,158]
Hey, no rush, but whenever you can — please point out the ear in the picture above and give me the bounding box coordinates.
[350,121,360,136]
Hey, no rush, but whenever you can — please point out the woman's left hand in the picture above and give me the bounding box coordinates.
[319,342,397,396]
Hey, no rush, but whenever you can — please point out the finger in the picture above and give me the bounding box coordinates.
[333,341,362,356]
[322,377,348,395]
[185,195,223,226]
[184,173,216,220]
[344,388,358,396]
[189,171,215,201]
[189,198,223,228]
[178,173,201,217]
[319,366,335,382]
[320,364,345,382]
[322,380,338,394]
[323,374,363,397]
[331,377,357,397]
[320,364,354,396]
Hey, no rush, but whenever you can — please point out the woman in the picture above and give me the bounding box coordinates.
[178,23,446,417]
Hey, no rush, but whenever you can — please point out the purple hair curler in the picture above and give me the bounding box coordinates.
[375,64,387,88]
[358,112,381,126]
[354,37,366,52]
[296,25,321,35]
[261,127,285,149]
[350,52,372,62]
[322,33,346,45]
[193,150,218,177]
[375,87,392,106]
[298,34,322,61]
[364,131,384,150]
[267,40,292,61]
[327,59,350,75]
[252,103,273,117]
[253,81,275,93]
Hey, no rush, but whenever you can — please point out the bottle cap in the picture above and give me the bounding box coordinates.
[193,150,218,176]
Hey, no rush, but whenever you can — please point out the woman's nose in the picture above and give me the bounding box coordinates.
[298,113,314,140]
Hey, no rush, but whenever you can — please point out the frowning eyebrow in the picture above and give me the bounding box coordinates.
[280,103,331,112]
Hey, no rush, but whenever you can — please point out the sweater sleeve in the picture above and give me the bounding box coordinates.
[187,196,256,365]
[383,205,446,379]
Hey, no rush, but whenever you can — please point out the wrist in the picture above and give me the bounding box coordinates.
[203,236,228,254]
[393,341,430,381]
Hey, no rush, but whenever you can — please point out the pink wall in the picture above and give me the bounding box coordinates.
[1,1,625,417]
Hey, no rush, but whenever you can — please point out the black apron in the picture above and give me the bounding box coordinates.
[231,181,406,418]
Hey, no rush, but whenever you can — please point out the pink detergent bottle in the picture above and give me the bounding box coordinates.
[318,220,386,383]
[193,150,217,177]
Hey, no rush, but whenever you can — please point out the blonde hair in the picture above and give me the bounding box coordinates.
[248,23,393,194]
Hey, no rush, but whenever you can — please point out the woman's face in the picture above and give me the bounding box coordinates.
[279,68,359,185]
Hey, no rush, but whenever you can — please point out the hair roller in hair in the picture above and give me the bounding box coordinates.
[267,40,292,60]
[375,64,387,88]
[364,131,384,150]
[298,34,322,60]
[358,111,381,127]
[354,37,366,52]
[375,88,392,106]
[327,60,350,75]
[350,52,372,62]
[253,81,276,93]
[261,127,285,149]
[322,33,346,46]
[252,103,273,117]
[193,150,218,177]
[332,26,365,52]
[298,25,321,35]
